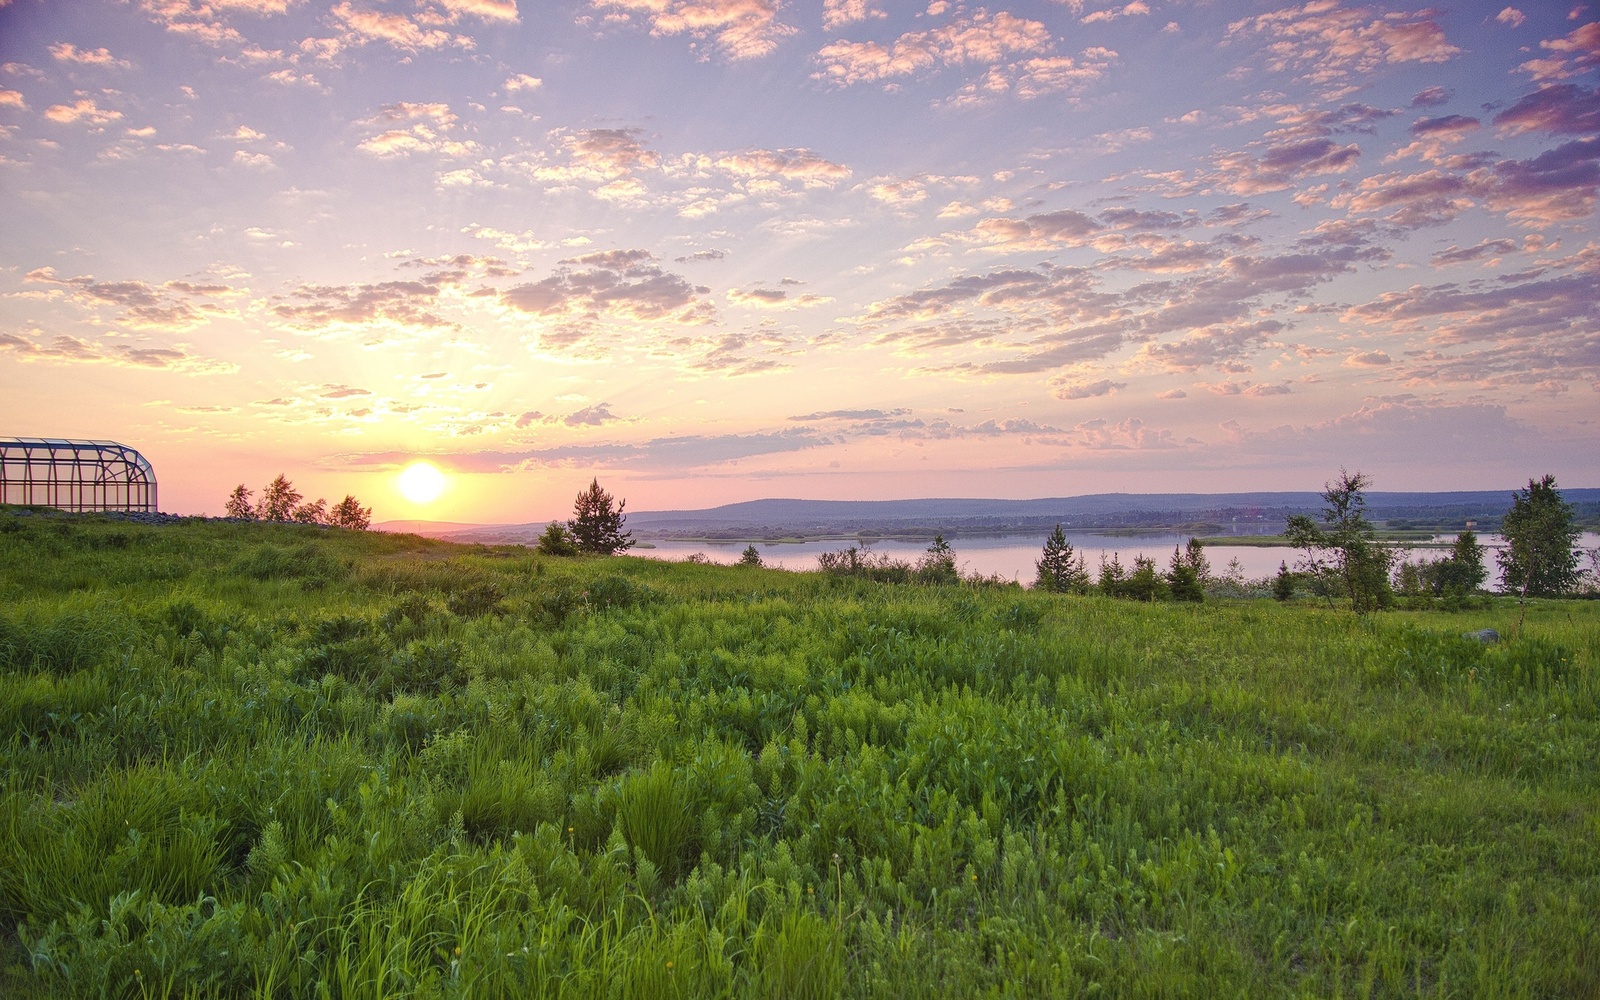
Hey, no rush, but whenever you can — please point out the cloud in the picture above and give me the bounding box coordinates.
[564,402,619,426]
[47,43,131,67]
[501,250,713,327]
[357,101,478,157]
[327,2,474,52]
[1496,7,1526,28]
[22,266,220,328]
[813,8,1053,86]
[0,331,234,374]
[822,0,884,32]
[504,72,541,91]
[1228,2,1458,84]
[319,384,372,398]
[272,278,456,330]
[1081,2,1149,25]
[1429,239,1519,267]
[1345,350,1392,366]
[1067,416,1183,451]
[789,408,910,421]
[726,286,832,308]
[593,0,796,61]
[43,97,121,125]
[1205,379,1291,396]
[1342,270,1600,390]
[1141,322,1281,373]
[1410,86,1450,107]
[1056,378,1125,400]
[430,428,829,471]
[713,147,851,187]
[1479,138,1600,223]
[520,127,659,199]
[436,0,519,23]
[966,208,1102,251]
[1492,84,1600,136]
[0,90,23,109]
[1515,22,1600,81]
[675,248,727,263]
[1335,169,1473,228]
[1211,136,1361,195]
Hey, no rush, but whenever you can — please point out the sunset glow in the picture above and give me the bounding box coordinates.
[1,1,1596,521]
[396,461,448,506]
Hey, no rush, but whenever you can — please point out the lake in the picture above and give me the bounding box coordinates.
[637,530,1600,589]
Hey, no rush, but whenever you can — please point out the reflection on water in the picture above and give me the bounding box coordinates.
[637,531,1600,589]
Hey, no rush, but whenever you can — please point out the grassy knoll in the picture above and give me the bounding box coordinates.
[1,509,1596,998]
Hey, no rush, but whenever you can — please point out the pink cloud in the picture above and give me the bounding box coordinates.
[1515,21,1599,81]
[47,43,131,67]
[814,8,1052,86]
[43,97,121,125]
[1228,2,1459,84]
[1493,84,1600,136]
[1212,137,1361,195]
[594,0,796,61]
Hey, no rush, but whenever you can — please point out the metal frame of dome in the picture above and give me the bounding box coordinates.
[0,438,158,513]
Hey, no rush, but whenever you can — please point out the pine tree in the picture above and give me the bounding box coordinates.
[568,479,634,555]
[1035,524,1088,593]
[1273,561,1296,602]
[1166,543,1204,602]
[739,544,763,567]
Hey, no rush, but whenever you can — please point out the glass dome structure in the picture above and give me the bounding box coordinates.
[0,438,159,513]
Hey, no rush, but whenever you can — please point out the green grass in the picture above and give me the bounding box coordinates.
[0,508,1596,997]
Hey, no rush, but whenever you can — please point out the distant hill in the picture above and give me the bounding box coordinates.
[377,488,1600,544]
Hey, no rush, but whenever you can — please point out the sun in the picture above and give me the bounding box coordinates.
[396,461,448,505]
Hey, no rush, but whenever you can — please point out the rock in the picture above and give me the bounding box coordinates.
[1463,628,1499,644]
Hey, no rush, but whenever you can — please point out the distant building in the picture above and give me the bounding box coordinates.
[0,438,158,513]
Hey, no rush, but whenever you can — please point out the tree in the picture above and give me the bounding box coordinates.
[258,474,302,522]
[225,485,257,519]
[1182,537,1210,584]
[330,495,372,530]
[1499,475,1580,627]
[1285,468,1392,612]
[1166,544,1204,602]
[536,521,578,556]
[1425,530,1486,605]
[1035,524,1090,594]
[568,479,634,555]
[1272,561,1296,602]
[1123,555,1167,602]
[291,498,328,525]
[916,534,958,584]
[1097,553,1126,596]
[739,544,763,567]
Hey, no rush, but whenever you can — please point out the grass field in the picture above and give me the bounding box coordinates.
[1,509,1596,998]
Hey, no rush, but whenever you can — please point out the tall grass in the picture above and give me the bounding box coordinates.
[0,507,1596,997]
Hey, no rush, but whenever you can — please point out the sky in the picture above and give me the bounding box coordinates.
[0,0,1597,523]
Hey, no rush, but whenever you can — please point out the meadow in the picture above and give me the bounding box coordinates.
[1,509,1596,998]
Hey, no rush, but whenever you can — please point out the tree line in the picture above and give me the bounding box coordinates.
[224,475,371,530]
[1277,470,1584,620]
[507,473,1590,622]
